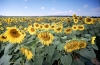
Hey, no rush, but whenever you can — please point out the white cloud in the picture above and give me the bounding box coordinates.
[77,9,81,11]
[48,10,75,15]
[41,7,44,9]
[24,7,27,8]
[92,7,100,12]
[51,8,55,10]
[25,0,27,1]
[83,5,88,8]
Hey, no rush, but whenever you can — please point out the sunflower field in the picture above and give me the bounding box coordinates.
[0,14,100,65]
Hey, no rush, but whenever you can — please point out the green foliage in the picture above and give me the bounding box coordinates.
[61,54,72,65]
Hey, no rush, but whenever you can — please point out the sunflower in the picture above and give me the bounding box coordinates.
[43,23,50,31]
[4,26,25,44]
[33,22,40,29]
[79,16,83,21]
[54,27,63,33]
[85,17,93,24]
[72,25,78,31]
[74,19,78,23]
[6,18,12,23]
[73,14,77,18]
[77,24,84,31]
[91,36,96,44]
[64,27,72,34]
[0,34,7,42]
[38,32,54,46]
[64,40,79,52]
[39,24,43,30]
[79,40,86,48]
[20,47,33,60]
[27,25,36,35]
[66,17,71,23]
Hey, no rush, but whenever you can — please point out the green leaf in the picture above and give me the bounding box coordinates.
[79,48,96,59]
[25,60,33,65]
[4,43,14,55]
[34,56,43,65]
[57,43,65,51]
[13,57,22,65]
[92,44,98,50]
[14,45,20,52]
[44,45,55,56]
[0,55,12,65]
[52,50,61,60]
[61,36,67,39]
[52,41,60,45]
[61,54,72,65]
[71,59,85,65]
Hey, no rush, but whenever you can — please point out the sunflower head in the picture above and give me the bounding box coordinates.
[64,27,72,34]
[38,32,54,46]
[5,26,25,44]
[33,23,40,29]
[91,36,96,44]
[54,27,62,33]
[27,25,36,35]
[0,34,7,42]
[85,17,93,24]
[43,24,50,30]
[72,25,78,31]
[20,47,33,60]
[74,19,78,23]
[77,24,84,31]
[79,40,87,48]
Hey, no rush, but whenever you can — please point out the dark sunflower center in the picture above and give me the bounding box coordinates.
[45,25,49,28]
[57,28,61,31]
[66,28,72,32]
[10,29,20,38]
[1,36,7,39]
[86,18,91,22]
[35,24,39,27]
[31,28,35,32]
[78,26,83,29]
[51,26,54,28]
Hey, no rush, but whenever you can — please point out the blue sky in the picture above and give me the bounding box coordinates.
[0,0,100,16]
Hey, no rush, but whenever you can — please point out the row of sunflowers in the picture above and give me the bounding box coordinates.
[0,14,100,65]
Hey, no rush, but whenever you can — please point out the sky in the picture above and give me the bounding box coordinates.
[0,0,100,16]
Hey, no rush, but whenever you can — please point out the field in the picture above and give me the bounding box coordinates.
[0,15,100,65]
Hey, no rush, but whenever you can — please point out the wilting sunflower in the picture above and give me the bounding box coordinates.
[64,27,72,34]
[38,32,54,46]
[79,40,87,48]
[27,25,36,35]
[33,22,40,29]
[91,36,96,44]
[64,40,79,52]
[72,25,78,31]
[77,24,84,31]
[43,23,50,30]
[85,17,93,24]
[4,26,25,44]
[54,27,63,33]
[0,34,7,42]
[20,47,33,60]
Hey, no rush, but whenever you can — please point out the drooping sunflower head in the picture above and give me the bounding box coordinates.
[20,47,33,60]
[64,27,72,34]
[0,34,7,42]
[5,26,25,44]
[79,40,87,48]
[38,32,54,46]
[72,25,78,31]
[77,24,84,31]
[27,25,36,35]
[85,17,93,24]
[64,40,79,52]
[91,36,96,44]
